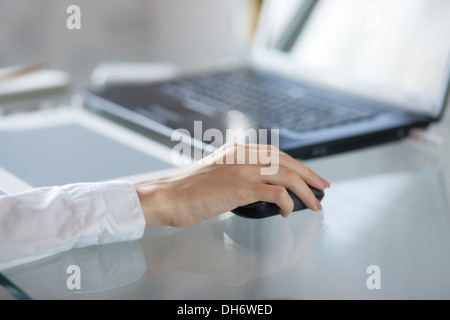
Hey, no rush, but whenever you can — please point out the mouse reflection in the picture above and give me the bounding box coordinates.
[141,210,324,287]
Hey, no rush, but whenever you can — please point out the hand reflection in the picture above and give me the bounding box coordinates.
[1,240,146,300]
[140,211,324,287]
[2,211,323,299]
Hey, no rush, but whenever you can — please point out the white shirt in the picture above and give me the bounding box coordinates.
[0,181,146,271]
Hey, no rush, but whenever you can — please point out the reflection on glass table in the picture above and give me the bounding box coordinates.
[2,167,449,299]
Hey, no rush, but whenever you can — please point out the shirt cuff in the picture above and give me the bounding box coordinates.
[62,181,146,248]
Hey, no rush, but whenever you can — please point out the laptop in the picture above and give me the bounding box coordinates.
[84,0,450,159]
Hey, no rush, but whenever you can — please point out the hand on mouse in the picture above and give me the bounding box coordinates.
[134,143,330,227]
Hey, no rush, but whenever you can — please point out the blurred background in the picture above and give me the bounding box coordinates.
[0,0,260,95]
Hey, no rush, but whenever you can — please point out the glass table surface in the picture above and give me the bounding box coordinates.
[1,135,449,299]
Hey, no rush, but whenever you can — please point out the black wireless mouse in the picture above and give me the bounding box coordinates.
[231,187,324,219]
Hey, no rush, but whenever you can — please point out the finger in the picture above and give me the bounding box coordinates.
[277,152,330,190]
[261,166,322,211]
[257,184,294,217]
[221,143,270,165]
[208,143,329,191]
[233,144,329,191]
[225,143,280,166]
[221,142,278,152]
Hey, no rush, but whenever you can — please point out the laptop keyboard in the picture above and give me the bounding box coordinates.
[160,69,378,133]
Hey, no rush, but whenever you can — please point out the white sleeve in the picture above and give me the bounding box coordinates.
[0,181,146,271]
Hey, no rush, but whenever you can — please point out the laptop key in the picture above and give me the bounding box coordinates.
[161,70,379,133]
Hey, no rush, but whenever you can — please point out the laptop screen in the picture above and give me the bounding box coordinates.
[253,0,450,118]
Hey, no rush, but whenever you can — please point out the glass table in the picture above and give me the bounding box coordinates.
[1,115,449,299]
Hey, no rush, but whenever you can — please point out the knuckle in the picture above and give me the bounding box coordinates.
[222,142,235,148]
[269,144,280,152]
[279,152,289,164]
[281,167,297,189]
[302,164,316,178]
[225,142,242,150]
[305,166,315,177]
[220,142,238,155]
[274,186,288,202]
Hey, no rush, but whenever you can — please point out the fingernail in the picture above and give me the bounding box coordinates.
[316,199,323,211]
[320,177,330,188]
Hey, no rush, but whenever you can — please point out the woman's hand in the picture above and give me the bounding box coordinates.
[134,143,330,227]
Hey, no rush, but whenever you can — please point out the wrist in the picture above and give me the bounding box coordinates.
[134,180,171,227]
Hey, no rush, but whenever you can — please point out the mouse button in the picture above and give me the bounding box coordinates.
[311,188,325,201]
